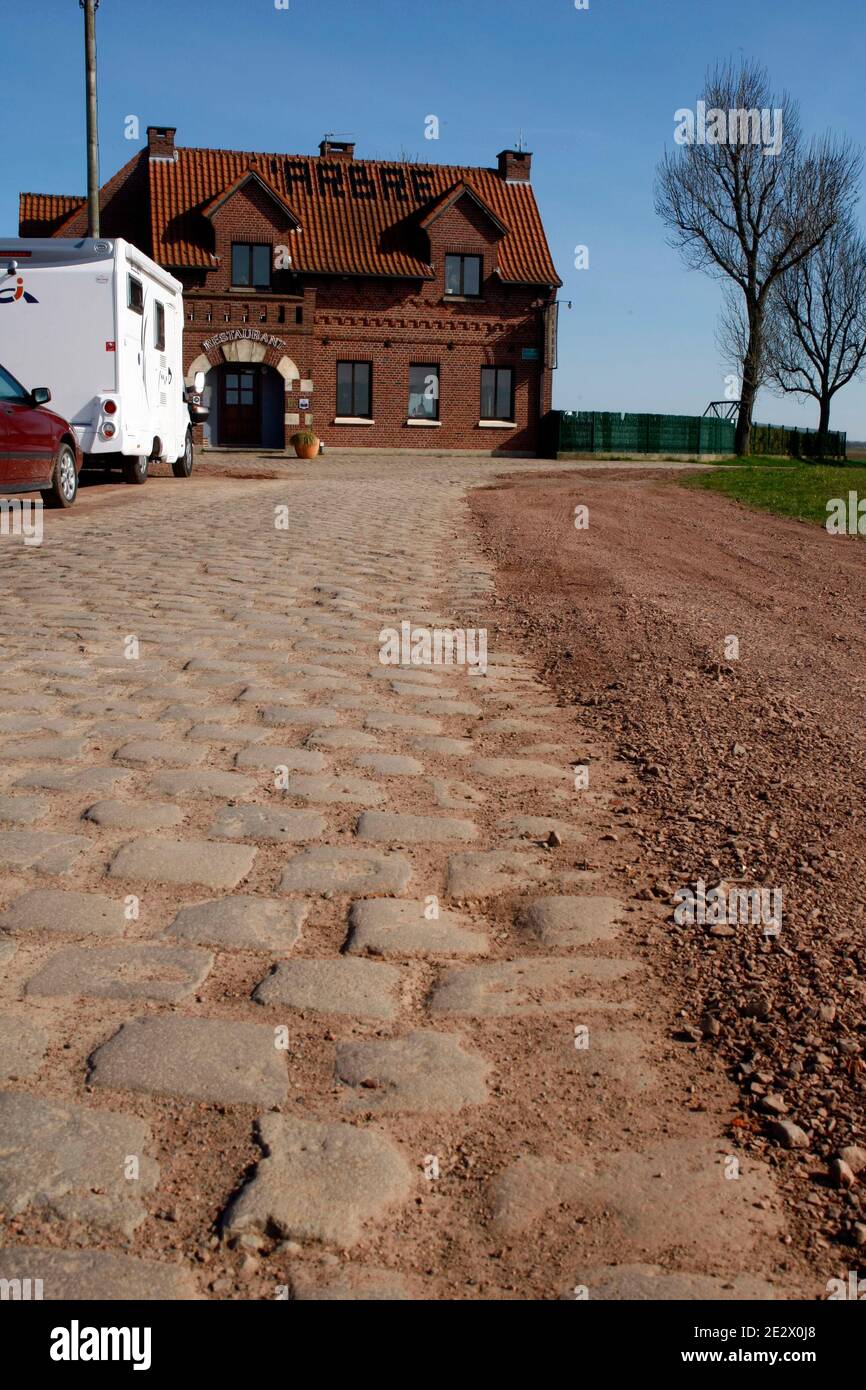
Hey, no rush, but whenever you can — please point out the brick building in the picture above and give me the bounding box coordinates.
[20,127,561,454]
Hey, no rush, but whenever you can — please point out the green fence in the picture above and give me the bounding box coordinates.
[749,423,847,460]
[544,411,848,459]
[545,411,735,456]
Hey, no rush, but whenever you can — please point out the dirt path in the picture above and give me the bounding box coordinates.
[471,466,866,1288]
[0,456,831,1300]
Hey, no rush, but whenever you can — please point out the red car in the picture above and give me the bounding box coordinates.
[0,361,80,507]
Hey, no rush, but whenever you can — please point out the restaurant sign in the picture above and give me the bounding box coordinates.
[202,328,286,353]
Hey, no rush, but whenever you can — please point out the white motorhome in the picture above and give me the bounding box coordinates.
[0,237,199,484]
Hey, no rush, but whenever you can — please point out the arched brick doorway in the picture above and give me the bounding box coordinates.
[208,362,285,448]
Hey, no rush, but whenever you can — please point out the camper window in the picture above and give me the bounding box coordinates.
[155,302,166,351]
[128,275,144,315]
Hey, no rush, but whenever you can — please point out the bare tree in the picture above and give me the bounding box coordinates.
[716,282,773,393]
[655,58,861,454]
[765,217,866,455]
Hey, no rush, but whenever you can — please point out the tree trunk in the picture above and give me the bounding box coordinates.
[735,310,762,456]
[816,394,832,461]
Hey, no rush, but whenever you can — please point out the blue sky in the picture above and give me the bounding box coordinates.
[3,0,865,435]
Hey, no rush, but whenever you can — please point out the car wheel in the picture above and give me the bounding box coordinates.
[41,442,78,508]
[122,455,149,485]
[171,431,194,478]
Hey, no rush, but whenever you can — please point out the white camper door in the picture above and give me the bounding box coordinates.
[148,296,176,459]
[121,269,149,452]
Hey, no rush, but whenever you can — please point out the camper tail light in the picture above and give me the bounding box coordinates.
[100,398,119,436]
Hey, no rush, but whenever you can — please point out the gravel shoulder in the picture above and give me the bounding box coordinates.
[470,466,866,1281]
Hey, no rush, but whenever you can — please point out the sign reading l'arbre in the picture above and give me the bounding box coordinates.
[284,159,438,204]
[201,328,287,353]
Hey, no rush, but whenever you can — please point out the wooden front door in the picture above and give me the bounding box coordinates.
[220,367,261,446]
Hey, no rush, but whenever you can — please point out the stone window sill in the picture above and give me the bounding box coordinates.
[406,418,442,427]
[478,420,516,429]
[334,416,374,425]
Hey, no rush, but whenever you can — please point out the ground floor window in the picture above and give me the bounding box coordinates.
[408,364,440,420]
[337,361,372,417]
[480,366,514,421]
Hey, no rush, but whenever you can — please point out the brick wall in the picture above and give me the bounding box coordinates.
[181,186,554,453]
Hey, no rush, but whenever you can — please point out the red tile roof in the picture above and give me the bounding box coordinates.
[18,193,86,236]
[20,143,561,287]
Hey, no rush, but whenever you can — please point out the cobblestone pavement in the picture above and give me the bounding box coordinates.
[0,457,800,1300]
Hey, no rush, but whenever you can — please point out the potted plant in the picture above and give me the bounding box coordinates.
[290,429,320,460]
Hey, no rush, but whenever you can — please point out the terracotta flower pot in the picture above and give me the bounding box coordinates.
[293,438,320,459]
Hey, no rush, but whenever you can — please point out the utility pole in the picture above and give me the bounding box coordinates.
[80,0,100,238]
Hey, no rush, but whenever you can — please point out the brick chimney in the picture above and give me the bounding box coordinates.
[497,149,532,182]
[148,126,177,160]
[319,138,355,161]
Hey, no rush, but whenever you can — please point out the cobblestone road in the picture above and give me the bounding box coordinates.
[0,458,795,1300]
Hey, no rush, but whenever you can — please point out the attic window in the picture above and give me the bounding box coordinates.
[445,254,481,297]
[232,243,271,290]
